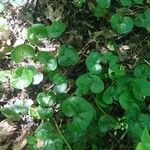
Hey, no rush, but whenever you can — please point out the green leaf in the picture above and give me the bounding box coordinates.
[37,106,53,119]
[120,0,132,7]
[93,6,108,17]
[53,83,68,94]
[134,64,150,80]
[136,128,150,150]
[74,0,86,8]
[52,73,67,84]
[27,24,48,44]
[62,96,94,132]
[10,67,33,89]
[32,72,43,85]
[110,13,134,34]
[133,0,143,5]
[11,44,34,63]
[119,91,136,110]
[35,122,53,140]
[37,92,55,108]
[103,86,115,104]
[135,9,150,28]
[86,52,103,74]
[9,99,33,114]
[58,45,79,66]
[0,108,21,121]
[9,0,28,6]
[42,136,63,150]
[98,115,116,133]
[132,78,150,101]
[76,73,104,96]
[46,20,66,38]
[96,0,111,8]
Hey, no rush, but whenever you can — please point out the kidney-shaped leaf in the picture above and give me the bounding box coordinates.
[46,20,66,38]
[11,44,34,63]
[10,67,33,89]
[27,24,48,44]
[76,73,104,96]
[62,96,94,132]
[96,0,111,8]
[111,13,134,34]
[37,92,55,108]
[86,52,103,74]
[58,45,79,66]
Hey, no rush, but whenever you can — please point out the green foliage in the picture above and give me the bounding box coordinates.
[136,127,150,150]
[11,44,34,63]
[1,3,150,148]
[111,13,134,34]
[58,45,79,66]
[62,96,94,132]
[134,8,150,28]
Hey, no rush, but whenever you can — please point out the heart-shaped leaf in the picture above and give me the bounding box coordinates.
[76,73,104,96]
[111,13,134,34]
[46,20,66,38]
[27,24,48,44]
[58,45,79,66]
[86,52,103,74]
[10,67,33,89]
[62,96,94,132]
[37,92,55,108]
[11,44,34,63]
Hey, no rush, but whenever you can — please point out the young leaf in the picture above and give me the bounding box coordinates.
[46,20,66,38]
[110,13,134,34]
[86,52,103,74]
[53,83,68,93]
[32,72,43,85]
[136,127,150,150]
[74,0,86,8]
[9,0,28,6]
[62,96,94,132]
[58,45,79,66]
[93,6,108,18]
[11,44,34,63]
[10,67,33,89]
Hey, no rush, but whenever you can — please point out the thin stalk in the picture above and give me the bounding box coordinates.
[53,118,72,150]
[96,102,119,125]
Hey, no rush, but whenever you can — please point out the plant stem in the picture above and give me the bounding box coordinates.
[96,102,119,125]
[53,118,72,150]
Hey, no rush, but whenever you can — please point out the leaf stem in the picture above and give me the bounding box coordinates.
[53,118,72,150]
[96,102,119,125]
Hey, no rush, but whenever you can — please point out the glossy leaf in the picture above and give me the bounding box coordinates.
[86,52,103,74]
[96,0,111,8]
[62,96,94,132]
[46,20,66,38]
[111,13,134,34]
[58,45,79,66]
[120,0,132,7]
[11,44,34,63]
[10,67,33,89]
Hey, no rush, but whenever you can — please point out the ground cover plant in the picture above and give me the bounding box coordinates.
[0,0,150,150]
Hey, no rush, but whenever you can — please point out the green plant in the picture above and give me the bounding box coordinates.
[0,1,150,149]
